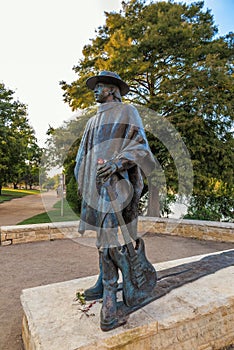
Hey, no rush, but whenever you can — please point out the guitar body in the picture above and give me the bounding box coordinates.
[110,237,157,307]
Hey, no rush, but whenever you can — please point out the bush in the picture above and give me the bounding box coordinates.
[66,176,82,214]
[184,194,233,222]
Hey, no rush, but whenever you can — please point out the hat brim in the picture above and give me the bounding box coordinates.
[86,75,129,96]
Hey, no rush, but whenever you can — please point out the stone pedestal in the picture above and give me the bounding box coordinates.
[21,251,234,350]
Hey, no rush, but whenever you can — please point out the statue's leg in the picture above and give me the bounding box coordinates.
[84,249,103,300]
[100,248,124,331]
[84,211,120,302]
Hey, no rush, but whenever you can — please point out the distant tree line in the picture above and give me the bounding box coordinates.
[0,83,42,194]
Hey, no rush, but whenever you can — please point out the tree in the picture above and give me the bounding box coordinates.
[60,0,233,218]
[44,110,94,212]
[20,144,42,189]
[0,83,41,193]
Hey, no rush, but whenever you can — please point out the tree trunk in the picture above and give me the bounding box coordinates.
[0,184,2,196]
[147,177,160,217]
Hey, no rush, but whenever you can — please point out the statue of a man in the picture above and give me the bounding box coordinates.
[74,71,156,330]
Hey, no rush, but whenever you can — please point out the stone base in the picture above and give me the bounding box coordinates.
[21,251,234,350]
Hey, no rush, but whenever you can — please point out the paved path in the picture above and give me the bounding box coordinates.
[0,191,58,226]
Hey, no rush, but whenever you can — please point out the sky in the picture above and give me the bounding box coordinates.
[1,0,233,146]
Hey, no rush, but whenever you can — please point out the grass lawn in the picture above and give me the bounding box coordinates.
[18,200,79,225]
[0,188,40,203]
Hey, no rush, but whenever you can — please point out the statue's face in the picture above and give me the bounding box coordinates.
[94,83,113,103]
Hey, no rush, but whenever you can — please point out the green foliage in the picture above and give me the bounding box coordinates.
[66,176,82,213]
[75,291,86,305]
[40,174,62,191]
[59,0,233,218]
[185,179,234,221]
[160,193,177,218]
[0,83,42,192]
[185,194,234,222]
[42,177,56,190]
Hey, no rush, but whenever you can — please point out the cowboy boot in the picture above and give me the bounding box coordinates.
[100,248,119,331]
[84,250,103,300]
[100,248,127,331]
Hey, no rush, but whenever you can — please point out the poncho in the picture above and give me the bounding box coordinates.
[74,102,155,247]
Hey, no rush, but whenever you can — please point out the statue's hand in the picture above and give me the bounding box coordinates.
[96,160,118,182]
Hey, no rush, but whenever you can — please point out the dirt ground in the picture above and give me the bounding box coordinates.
[0,235,233,350]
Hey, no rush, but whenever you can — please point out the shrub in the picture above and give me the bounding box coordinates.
[66,176,82,214]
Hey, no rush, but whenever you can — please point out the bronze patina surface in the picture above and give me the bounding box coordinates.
[74,71,157,330]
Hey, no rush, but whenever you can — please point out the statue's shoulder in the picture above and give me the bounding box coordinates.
[121,103,138,113]
[86,114,96,126]
[121,103,140,117]
[121,103,142,126]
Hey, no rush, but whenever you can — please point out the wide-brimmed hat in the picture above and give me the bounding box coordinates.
[86,71,129,96]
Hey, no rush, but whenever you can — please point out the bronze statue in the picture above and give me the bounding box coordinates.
[74,71,157,331]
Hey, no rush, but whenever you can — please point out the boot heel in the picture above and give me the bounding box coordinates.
[101,317,127,332]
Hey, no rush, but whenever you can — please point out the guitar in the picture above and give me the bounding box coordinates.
[105,183,157,308]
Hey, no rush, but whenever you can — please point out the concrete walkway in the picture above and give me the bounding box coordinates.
[0,191,58,226]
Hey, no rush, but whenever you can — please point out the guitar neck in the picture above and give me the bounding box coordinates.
[105,185,137,258]
[121,226,137,258]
